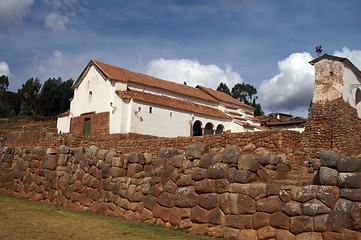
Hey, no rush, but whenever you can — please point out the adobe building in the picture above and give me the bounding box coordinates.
[301,54,361,157]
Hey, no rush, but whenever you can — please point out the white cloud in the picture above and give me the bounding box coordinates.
[45,12,69,32]
[0,62,10,76]
[259,52,314,117]
[30,50,83,80]
[334,47,361,69]
[146,58,243,89]
[0,0,35,29]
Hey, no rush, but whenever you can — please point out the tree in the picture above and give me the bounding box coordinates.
[0,75,9,92]
[18,78,42,116]
[231,83,258,105]
[216,82,231,95]
[39,78,74,116]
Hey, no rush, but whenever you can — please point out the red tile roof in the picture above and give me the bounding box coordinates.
[197,85,254,110]
[74,60,218,103]
[116,90,230,119]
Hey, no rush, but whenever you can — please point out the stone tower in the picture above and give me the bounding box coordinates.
[301,54,361,157]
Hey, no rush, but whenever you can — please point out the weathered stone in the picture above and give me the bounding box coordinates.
[41,155,57,170]
[190,205,208,223]
[238,194,256,214]
[267,183,283,196]
[87,145,98,158]
[105,150,116,163]
[290,216,313,234]
[260,153,279,166]
[319,167,338,185]
[228,167,237,183]
[96,149,108,160]
[157,191,174,208]
[337,155,361,172]
[235,170,257,183]
[112,157,123,168]
[158,148,183,159]
[224,227,239,240]
[219,193,231,215]
[302,199,331,216]
[170,154,183,168]
[270,212,289,229]
[256,196,282,213]
[225,215,244,229]
[314,214,328,232]
[164,179,177,194]
[33,146,46,155]
[276,229,296,240]
[174,187,198,207]
[249,183,267,200]
[179,218,192,229]
[319,150,340,168]
[208,207,224,225]
[198,193,219,210]
[322,231,340,240]
[195,179,215,194]
[340,188,361,201]
[257,226,277,239]
[128,152,145,164]
[276,163,291,179]
[283,200,302,216]
[191,167,207,181]
[238,153,260,172]
[327,198,353,231]
[239,229,258,240]
[207,162,228,179]
[169,207,182,226]
[340,229,361,240]
[257,168,277,182]
[176,174,193,187]
[350,202,361,231]
[109,167,126,177]
[160,165,175,185]
[214,179,229,193]
[199,152,215,169]
[127,163,143,177]
[279,189,292,202]
[143,195,157,210]
[338,172,361,188]
[296,232,323,240]
[186,144,207,160]
[222,145,240,165]
[153,203,170,222]
[252,212,270,229]
[296,185,318,202]
[316,186,339,208]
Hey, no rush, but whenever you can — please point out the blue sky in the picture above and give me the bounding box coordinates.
[1,0,361,117]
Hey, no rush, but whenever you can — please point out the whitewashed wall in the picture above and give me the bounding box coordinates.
[56,115,70,133]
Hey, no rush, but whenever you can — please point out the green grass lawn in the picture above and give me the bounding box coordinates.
[0,194,218,240]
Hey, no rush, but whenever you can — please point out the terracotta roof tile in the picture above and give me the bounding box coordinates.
[89,60,218,103]
[197,85,254,110]
[116,90,230,119]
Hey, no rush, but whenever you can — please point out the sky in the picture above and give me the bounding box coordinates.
[1,0,361,117]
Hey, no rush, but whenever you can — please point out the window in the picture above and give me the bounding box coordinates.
[170,112,172,117]
[149,107,152,113]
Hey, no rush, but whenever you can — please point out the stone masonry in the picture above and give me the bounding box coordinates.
[1,144,360,240]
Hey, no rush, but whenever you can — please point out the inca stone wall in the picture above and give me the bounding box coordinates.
[1,144,360,240]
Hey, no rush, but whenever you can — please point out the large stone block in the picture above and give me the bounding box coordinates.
[252,212,270,229]
[96,149,108,160]
[238,229,258,240]
[235,170,257,183]
[198,193,219,210]
[249,183,267,200]
[208,207,225,225]
[174,186,198,207]
[199,152,215,169]
[316,186,339,208]
[238,153,260,172]
[338,172,361,188]
[276,229,296,240]
[350,202,361,231]
[195,179,215,194]
[290,216,313,234]
[319,167,338,185]
[337,155,361,172]
[158,148,183,159]
[158,191,174,208]
[176,174,193,187]
[59,145,69,154]
[207,162,228,179]
[128,152,145,164]
[340,188,361,202]
[319,150,340,168]
[283,201,302,216]
[226,215,245,229]
[238,194,256,214]
[314,214,328,232]
[41,155,57,170]
[327,198,353,231]
[296,232,323,240]
[127,163,143,177]
[322,231,340,240]
[256,196,282,213]
[186,144,207,160]
[109,167,126,177]
[143,195,157,210]
[257,226,277,239]
[259,153,279,166]
[270,212,289,229]
[190,205,208,223]
[302,199,331,216]
[296,185,318,202]
[222,145,240,165]
[191,167,207,181]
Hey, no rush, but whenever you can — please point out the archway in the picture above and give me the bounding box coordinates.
[215,124,224,134]
[193,120,203,136]
[204,122,214,136]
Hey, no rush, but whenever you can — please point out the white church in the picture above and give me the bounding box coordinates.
[57,59,262,137]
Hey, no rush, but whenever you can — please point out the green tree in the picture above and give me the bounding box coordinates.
[231,83,258,105]
[0,75,9,92]
[216,82,231,95]
[18,78,42,116]
[39,78,74,116]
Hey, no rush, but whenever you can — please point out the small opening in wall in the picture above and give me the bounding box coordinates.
[170,112,172,117]
[330,71,334,76]
[149,107,152,114]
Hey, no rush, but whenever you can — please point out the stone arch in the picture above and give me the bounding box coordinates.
[193,120,203,136]
[204,122,214,136]
[215,124,224,134]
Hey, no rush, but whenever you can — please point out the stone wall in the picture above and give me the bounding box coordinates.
[70,111,110,135]
[301,98,361,159]
[1,144,360,240]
